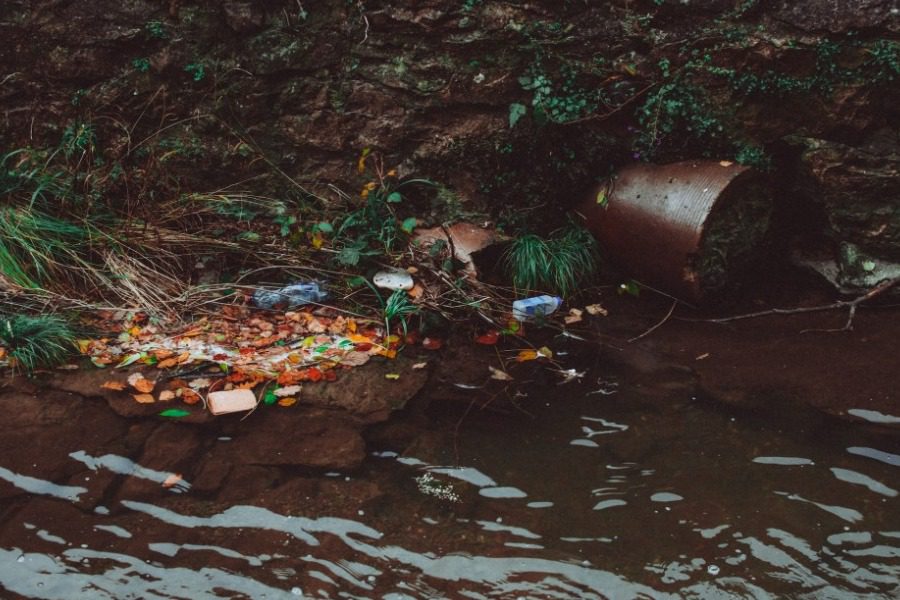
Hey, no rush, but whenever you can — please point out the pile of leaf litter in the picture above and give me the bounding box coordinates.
[78,304,403,411]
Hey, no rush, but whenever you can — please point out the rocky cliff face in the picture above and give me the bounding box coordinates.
[1,0,898,259]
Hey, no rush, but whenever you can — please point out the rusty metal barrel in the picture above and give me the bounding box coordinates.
[576,160,772,302]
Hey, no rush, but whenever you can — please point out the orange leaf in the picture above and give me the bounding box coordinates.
[133,393,155,404]
[181,389,201,405]
[306,368,323,382]
[156,358,178,369]
[127,372,155,393]
[101,380,126,391]
[516,349,539,362]
[277,397,298,407]
[153,349,174,360]
[176,352,191,364]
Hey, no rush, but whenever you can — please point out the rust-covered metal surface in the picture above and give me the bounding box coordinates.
[577,160,765,301]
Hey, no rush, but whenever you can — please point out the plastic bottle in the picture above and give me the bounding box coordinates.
[512,295,563,321]
[252,282,329,309]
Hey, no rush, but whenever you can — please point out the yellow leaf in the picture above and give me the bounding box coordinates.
[385,373,400,380]
[128,326,142,336]
[287,353,302,364]
[277,397,298,407]
[76,339,92,354]
[537,346,553,359]
[133,393,155,404]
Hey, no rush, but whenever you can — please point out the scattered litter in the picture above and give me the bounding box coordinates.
[274,385,301,397]
[373,269,414,291]
[208,389,257,415]
[454,382,484,390]
[695,353,710,361]
[412,362,428,370]
[252,282,328,310]
[555,368,586,385]
[512,296,562,321]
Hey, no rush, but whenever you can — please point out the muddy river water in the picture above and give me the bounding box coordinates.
[0,338,898,599]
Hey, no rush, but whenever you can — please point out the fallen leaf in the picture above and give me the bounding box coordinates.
[133,393,155,404]
[117,353,145,368]
[489,365,513,381]
[158,390,176,402]
[277,397,298,407]
[274,384,302,397]
[340,351,370,367]
[516,349,539,362]
[585,304,608,316]
[564,308,583,325]
[188,378,211,390]
[127,372,155,393]
[161,473,183,489]
[159,409,190,418]
[408,283,425,299]
[181,389,202,405]
[719,160,733,167]
[537,346,553,359]
[385,373,400,380]
[412,362,428,370]
[695,352,710,361]
[101,380,126,391]
[475,331,499,345]
[156,357,179,369]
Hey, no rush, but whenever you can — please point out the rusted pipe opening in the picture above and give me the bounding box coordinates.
[577,161,773,302]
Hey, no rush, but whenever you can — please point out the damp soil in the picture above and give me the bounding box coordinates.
[0,282,897,598]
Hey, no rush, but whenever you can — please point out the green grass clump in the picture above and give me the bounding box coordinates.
[503,226,599,297]
[0,206,88,289]
[0,314,76,374]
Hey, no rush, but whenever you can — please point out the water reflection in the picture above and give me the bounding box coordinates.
[0,365,898,598]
